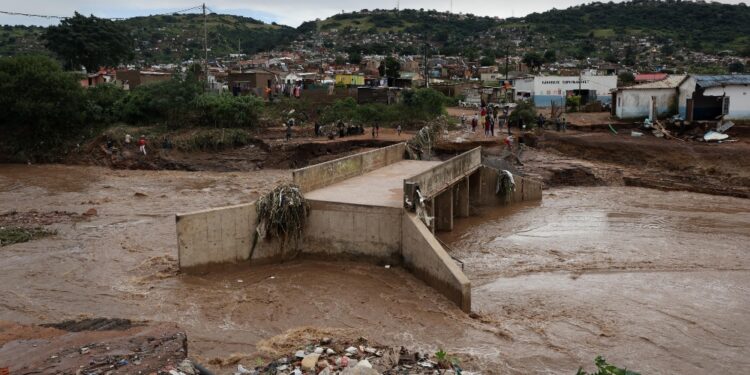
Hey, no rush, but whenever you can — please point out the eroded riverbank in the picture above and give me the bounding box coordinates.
[1,165,749,374]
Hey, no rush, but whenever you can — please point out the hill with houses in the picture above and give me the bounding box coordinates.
[0,0,748,71]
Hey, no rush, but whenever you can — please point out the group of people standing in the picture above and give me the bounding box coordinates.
[463,105,511,137]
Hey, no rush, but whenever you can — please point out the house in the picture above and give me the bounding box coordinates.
[514,74,618,107]
[394,72,424,88]
[612,75,687,119]
[227,70,276,96]
[480,72,505,85]
[115,70,171,90]
[678,75,750,121]
[335,74,365,86]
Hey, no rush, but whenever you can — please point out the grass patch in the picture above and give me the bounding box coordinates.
[0,227,56,247]
[593,28,615,38]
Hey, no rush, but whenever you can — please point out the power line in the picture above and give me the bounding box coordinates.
[0,4,206,21]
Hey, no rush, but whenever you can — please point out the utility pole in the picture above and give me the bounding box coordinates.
[203,3,209,91]
[424,40,429,88]
[505,45,510,81]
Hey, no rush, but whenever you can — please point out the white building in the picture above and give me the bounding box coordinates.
[514,74,618,106]
[613,75,687,119]
[678,75,750,121]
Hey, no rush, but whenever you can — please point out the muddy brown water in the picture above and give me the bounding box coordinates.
[1,165,749,374]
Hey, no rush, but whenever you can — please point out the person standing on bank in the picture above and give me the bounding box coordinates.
[138,135,147,155]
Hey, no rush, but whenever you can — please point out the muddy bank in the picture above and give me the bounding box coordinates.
[534,131,750,198]
[0,319,187,373]
[69,128,406,172]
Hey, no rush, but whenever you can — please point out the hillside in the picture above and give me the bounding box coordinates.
[1,0,749,67]
[0,13,296,63]
[299,1,750,57]
[524,0,750,55]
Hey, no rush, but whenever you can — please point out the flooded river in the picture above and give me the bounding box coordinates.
[1,165,748,374]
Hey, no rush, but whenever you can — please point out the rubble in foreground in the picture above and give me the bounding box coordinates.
[232,336,469,375]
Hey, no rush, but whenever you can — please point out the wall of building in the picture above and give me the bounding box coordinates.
[704,85,750,120]
[516,75,617,107]
[678,76,696,119]
[303,200,403,263]
[402,213,471,312]
[293,143,406,193]
[616,88,677,119]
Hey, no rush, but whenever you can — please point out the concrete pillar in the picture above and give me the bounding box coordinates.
[434,189,453,232]
[469,170,482,208]
[455,177,470,218]
[429,197,436,234]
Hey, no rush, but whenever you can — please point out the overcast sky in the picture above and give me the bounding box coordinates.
[1,0,747,27]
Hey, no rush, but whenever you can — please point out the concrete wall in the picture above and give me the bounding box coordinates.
[615,88,677,119]
[404,147,481,201]
[176,202,284,270]
[294,143,406,193]
[303,200,403,263]
[477,166,543,206]
[402,213,471,312]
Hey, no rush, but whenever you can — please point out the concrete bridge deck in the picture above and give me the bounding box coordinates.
[304,160,442,208]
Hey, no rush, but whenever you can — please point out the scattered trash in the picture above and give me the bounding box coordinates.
[384,265,391,269]
[631,131,643,137]
[717,120,734,133]
[704,131,730,142]
[236,279,243,283]
[234,338,463,374]
[608,124,618,135]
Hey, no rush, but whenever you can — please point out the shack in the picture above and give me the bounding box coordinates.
[678,75,750,121]
[228,70,276,96]
[613,75,687,119]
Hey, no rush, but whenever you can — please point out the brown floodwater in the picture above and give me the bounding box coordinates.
[1,165,748,374]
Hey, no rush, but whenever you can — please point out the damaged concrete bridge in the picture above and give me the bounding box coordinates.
[175,143,542,312]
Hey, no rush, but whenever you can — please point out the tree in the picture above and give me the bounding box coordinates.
[618,72,635,86]
[479,56,496,67]
[522,52,544,71]
[349,51,362,65]
[378,56,401,79]
[0,55,86,159]
[728,61,745,73]
[44,12,133,72]
[543,49,557,63]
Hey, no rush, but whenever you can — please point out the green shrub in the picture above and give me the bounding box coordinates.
[114,75,201,125]
[0,55,86,160]
[510,100,538,128]
[84,84,127,124]
[195,93,263,128]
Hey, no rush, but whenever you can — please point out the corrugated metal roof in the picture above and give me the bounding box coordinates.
[621,75,687,90]
[694,75,750,88]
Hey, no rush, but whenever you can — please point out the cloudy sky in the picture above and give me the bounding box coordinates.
[0,0,746,27]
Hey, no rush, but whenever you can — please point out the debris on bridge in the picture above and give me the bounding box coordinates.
[255,184,310,244]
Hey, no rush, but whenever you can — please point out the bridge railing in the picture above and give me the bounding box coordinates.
[403,147,482,205]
